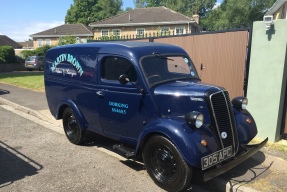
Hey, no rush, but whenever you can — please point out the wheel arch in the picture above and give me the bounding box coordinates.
[56,99,86,130]
[135,118,207,167]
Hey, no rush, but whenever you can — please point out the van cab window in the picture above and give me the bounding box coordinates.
[101,57,137,82]
[141,55,198,87]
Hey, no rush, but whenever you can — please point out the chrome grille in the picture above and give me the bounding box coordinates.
[209,91,238,154]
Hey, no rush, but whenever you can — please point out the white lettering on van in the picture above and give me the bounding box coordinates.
[51,53,84,76]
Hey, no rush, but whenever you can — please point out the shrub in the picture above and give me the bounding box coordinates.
[58,36,76,45]
[0,46,15,63]
[21,50,36,58]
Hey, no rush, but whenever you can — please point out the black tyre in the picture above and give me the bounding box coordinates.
[143,135,192,192]
[62,108,85,145]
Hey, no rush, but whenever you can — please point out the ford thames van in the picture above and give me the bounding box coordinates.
[44,42,267,192]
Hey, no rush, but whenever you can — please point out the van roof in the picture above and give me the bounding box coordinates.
[49,41,187,60]
[54,41,178,48]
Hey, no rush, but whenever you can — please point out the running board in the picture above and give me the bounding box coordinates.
[112,144,135,159]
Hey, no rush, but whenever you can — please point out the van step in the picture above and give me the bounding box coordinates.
[112,144,135,159]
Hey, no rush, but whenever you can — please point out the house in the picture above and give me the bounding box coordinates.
[30,24,93,48]
[89,6,199,40]
[18,40,34,49]
[266,0,287,19]
[0,35,22,49]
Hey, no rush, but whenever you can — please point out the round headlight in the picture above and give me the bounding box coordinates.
[232,97,248,110]
[185,111,204,129]
[195,114,204,128]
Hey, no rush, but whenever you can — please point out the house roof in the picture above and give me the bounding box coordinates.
[89,6,197,28]
[30,24,93,38]
[18,40,33,48]
[266,0,287,15]
[0,35,23,48]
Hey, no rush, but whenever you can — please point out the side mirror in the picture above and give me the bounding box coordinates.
[119,74,129,85]
[118,74,144,95]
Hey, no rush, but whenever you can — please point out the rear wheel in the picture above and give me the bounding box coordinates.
[143,135,192,192]
[62,108,85,145]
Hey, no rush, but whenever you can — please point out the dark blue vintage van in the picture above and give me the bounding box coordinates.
[44,42,267,192]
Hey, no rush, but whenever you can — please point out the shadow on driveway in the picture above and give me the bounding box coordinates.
[0,89,10,95]
[0,141,43,188]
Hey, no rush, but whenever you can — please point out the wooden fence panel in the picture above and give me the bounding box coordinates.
[153,31,249,99]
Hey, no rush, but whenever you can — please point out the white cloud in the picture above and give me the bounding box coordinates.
[213,2,221,9]
[0,21,64,42]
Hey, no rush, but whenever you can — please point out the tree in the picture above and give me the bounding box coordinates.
[133,0,216,17]
[65,0,123,25]
[58,36,77,46]
[201,0,277,30]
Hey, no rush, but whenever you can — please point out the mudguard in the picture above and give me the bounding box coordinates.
[233,108,258,145]
[56,98,86,130]
[135,117,221,168]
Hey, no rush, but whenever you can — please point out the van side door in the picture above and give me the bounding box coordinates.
[96,55,147,143]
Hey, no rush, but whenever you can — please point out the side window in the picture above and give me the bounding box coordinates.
[102,57,137,82]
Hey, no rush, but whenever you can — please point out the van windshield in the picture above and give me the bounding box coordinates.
[141,54,199,87]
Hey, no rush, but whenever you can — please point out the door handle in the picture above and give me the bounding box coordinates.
[96,91,104,97]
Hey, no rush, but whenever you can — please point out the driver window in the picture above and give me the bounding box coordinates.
[101,57,137,82]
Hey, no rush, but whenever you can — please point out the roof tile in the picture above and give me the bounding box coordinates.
[90,6,195,26]
[30,24,93,37]
[0,35,23,48]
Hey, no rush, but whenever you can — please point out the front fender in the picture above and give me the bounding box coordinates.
[233,108,257,145]
[56,98,86,130]
[136,117,221,168]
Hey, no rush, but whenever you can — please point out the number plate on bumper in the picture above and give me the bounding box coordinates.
[201,146,233,170]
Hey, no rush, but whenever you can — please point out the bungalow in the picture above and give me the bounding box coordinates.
[89,6,199,40]
[30,24,93,48]
[0,35,22,49]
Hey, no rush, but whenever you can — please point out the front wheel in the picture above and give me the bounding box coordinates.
[143,135,192,192]
[62,108,85,145]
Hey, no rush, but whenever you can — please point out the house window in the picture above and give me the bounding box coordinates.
[38,39,43,47]
[161,27,170,35]
[112,29,121,37]
[45,39,51,46]
[101,29,109,37]
[175,27,185,35]
[136,28,145,37]
[102,57,137,82]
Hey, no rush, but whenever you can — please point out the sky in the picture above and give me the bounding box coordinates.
[0,0,221,42]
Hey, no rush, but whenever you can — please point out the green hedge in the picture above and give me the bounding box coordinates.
[0,46,15,63]
[21,45,54,59]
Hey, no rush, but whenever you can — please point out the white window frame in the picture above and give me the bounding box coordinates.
[101,29,109,37]
[161,27,170,35]
[45,39,51,46]
[38,39,43,47]
[112,29,121,37]
[136,28,145,37]
[175,27,185,35]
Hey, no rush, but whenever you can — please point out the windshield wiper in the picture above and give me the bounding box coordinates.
[152,52,174,61]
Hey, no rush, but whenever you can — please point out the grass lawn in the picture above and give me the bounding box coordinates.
[0,72,44,91]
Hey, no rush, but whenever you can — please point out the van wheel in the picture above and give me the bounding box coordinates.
[63,108,85,145]
[143,135,192,192]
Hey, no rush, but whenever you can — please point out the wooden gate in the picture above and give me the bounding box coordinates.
[153,29,251,99]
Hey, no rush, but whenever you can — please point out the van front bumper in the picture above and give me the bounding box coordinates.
[203,137,268,182]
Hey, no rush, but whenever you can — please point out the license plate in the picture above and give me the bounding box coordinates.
[201,146,233,170]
